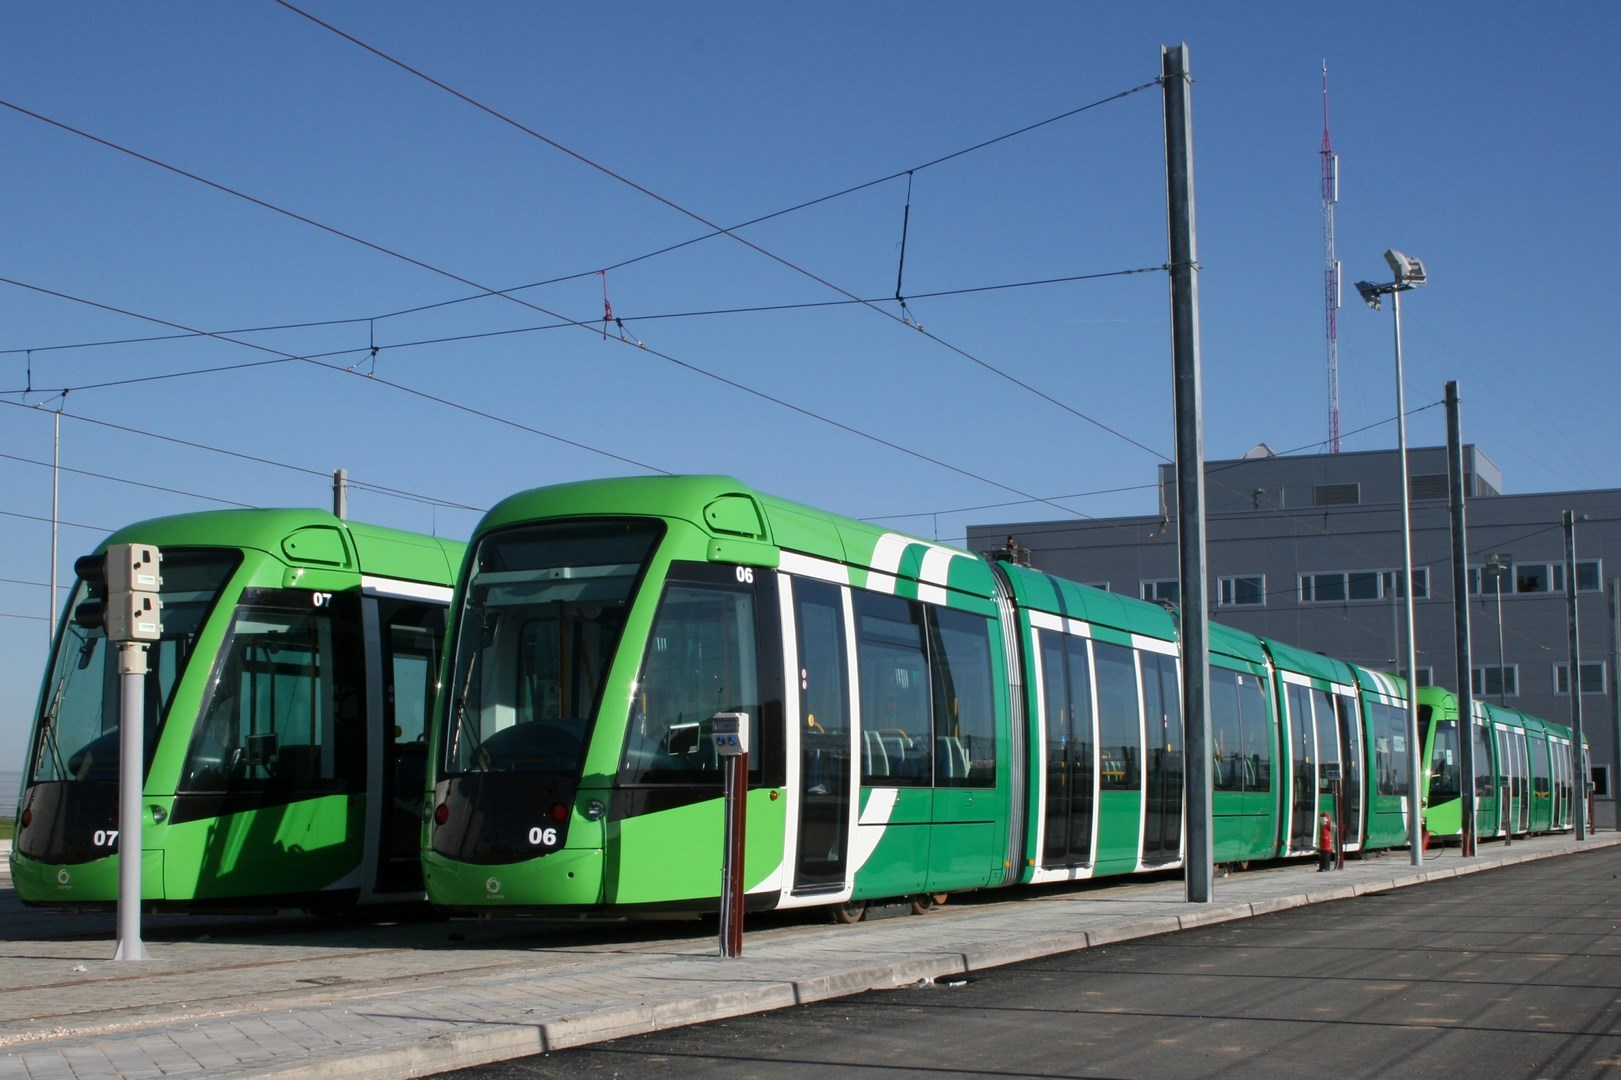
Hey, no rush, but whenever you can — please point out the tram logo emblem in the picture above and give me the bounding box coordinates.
[485,877,502,896]
[56,869,71,887]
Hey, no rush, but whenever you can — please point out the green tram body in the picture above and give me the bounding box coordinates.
[10,509,464,912]
[423,476,1562,919]
[1418,687,1584,843]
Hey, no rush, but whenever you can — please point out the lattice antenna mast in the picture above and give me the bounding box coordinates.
[1322,62,1343,453]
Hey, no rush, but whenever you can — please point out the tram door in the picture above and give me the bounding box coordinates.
[1514,733,1532,833]
[375,597,446,894]
[1335,694,1363,849]
[791,579,851,893]
[1140,651,1183,867]
[1469,711,1492,839]
[1286,682,1317,855]
[1495,728,1512,837]
[1039,630,1096,868]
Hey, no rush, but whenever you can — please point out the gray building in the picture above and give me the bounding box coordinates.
[968,445,1621,824]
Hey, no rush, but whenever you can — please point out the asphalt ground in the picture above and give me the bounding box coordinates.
[442,840,1621,1079]
[3,832,1618,1080]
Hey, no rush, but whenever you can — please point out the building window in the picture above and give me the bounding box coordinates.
[1470,560,1603,596]
[1380,569,1429,599]
[1217,575,1265,607]
[1141,580,1179,606]
[1554,662,1607,696]
[1314,483,1360,507]
[1409,474,1450,501]
[1299,568,1428,604]
[1471,665,1518,698]
[1083,581,1111,593]
[1594,764,1613,800]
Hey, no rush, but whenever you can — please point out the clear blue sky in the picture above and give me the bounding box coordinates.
[3,3,1617,767]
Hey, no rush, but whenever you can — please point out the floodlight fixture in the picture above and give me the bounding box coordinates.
[1384,249,1427,288]
[1355,280,1385,310]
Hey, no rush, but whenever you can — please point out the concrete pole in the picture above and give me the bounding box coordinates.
[1162,43,1212,903]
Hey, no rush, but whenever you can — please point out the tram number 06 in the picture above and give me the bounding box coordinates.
[93,829,120,848]
[528,826,559,848]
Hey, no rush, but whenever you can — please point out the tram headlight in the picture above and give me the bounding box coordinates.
[583,799,606,821]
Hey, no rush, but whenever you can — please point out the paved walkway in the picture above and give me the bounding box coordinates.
[3,833,1618,1080]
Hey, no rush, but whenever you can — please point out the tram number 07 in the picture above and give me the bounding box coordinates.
[528,826,559,848]
[93,829,120,848]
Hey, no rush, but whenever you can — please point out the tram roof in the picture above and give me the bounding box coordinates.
[99,507,463,586]
[481,475,1000,600]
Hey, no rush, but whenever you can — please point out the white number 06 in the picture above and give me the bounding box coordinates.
[528,826,559,847]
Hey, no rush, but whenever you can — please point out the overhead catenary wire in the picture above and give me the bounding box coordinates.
[0,97,1170,489]
[261,6,1174,461]
[2,266,1158,368]
[0,89,1169,464]
[1,42,1174,538]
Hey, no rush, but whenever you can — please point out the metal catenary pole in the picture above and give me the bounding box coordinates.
[1564,511,1585,840]
[1445,382,1476,856]
[1610,576,1620,830]
[1161,42,1212,902]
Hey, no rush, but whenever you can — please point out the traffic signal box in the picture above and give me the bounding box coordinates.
[73,543,163,643]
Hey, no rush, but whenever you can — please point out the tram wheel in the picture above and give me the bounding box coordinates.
[830,900,867,925]
[910,893,949,915]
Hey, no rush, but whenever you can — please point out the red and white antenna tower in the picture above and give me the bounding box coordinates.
[1322,62,1342,453]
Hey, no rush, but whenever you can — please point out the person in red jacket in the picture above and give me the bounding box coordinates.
[1317,812,1335,872]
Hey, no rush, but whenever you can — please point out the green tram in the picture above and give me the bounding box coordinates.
[424,475,1501,920]
[10,509,464,912]
[1418,686,1584,843]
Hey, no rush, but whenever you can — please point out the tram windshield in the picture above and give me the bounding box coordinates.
[1426,710,1461,802]
[442,518,662,776]
[27,549,242,785]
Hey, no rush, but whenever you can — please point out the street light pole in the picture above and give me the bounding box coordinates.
[1390,287,1425,867]
[1356,250,1428,867]
[1496,574,1508,705]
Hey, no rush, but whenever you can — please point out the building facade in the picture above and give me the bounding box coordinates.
[968,445,1621,825]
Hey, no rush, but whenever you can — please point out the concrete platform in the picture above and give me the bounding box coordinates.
[3,832,1617,1080]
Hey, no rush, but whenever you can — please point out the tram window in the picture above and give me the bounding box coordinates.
[1530,741,1551,801]
[1287,682,1314,774]
[180,591,363,795]
[1239,675,1271,791]
[386,607,443,745]
[1093,641,1140,790]
[1370,701,1409,797]
[1312,688,1339,793]
[1209,668,1250,792]
[853,592,932,786]
[623,578,761,785]
[29,549,239,786]
[444,518,658,778]
[795,580,850,743]
[930,608,995,787]
[1427,711,1461,801]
